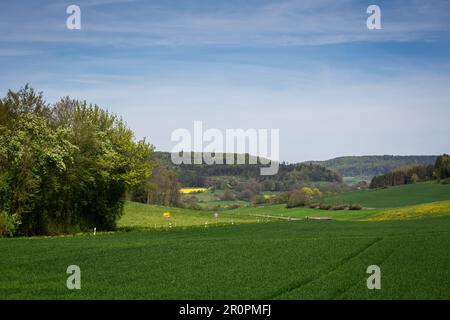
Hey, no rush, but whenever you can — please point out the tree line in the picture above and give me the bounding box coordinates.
[0,86,157,236]
[312,155,438,178]
[369,154,450,189]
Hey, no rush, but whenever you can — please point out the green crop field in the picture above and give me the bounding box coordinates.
[1,182,450,300]
[1,217,449,299]
[323,182,450,208]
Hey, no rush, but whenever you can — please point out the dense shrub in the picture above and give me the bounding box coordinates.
[286,187,322,209]
[269,193,288,204]
[349,203,363,210]
[286,190,307,208]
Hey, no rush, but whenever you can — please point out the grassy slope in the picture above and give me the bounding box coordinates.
[364,200,450,221]
[228,204,374,221]
[323,182,450,208]
[118,201,262,230]
[125,183,450,228]
[1,217,449,299]
[227,182,450,221]
[181,189,250,209]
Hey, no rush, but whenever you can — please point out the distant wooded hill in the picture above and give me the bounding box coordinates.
[309,155,438,178]
[154,152,342,190]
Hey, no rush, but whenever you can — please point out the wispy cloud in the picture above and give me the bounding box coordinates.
[1,0,449,161]
[1,0,450,47]
[0,48,39,57]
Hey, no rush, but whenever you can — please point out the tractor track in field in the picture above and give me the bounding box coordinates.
[266,237,384,299]
[331,248,396,299]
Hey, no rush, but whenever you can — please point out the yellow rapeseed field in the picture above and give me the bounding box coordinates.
[365,200,450,221]
[179,188,208,194]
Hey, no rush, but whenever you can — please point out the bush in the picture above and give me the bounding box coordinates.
[254,195,267,205]
[286,190,308,208]
[0,212,21,237]
[349,203,363,210]
[237,189,256,202]
[270,193,288,204]
[332,204,348,210]
[220,189,236,201]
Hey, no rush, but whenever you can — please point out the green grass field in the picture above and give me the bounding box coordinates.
[118,201,263,230]
[1,217,449,299]
[324,182,450,208]
[227,182,450,221]
[1,182,450,299]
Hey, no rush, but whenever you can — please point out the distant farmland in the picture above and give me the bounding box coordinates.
[322,182,450,208]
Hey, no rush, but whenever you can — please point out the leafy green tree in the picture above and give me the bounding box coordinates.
[434,154,450,180]
[131,164,180,206]
[0,86,153,236]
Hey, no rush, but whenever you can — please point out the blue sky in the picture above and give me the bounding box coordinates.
[1,0,450,162]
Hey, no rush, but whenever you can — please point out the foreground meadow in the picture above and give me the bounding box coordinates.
[1,182,450,299]
[1,216,449,299]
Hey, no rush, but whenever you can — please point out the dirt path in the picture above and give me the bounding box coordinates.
[253,214,303,221]
[253,214,334,221]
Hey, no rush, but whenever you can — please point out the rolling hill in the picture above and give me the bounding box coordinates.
[309,155,437,179]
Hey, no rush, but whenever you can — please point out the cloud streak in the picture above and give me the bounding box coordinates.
[1,0,450,47]
[1,0,449,161]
